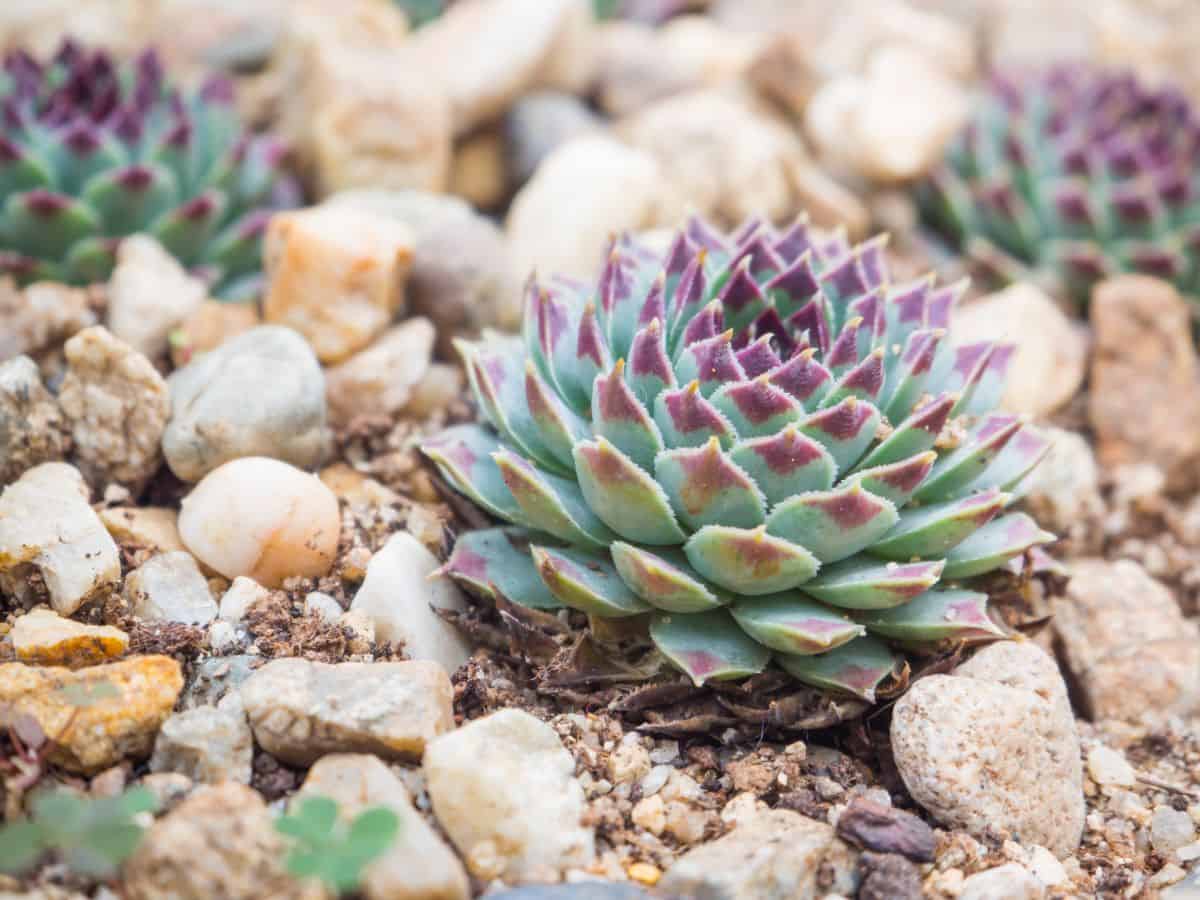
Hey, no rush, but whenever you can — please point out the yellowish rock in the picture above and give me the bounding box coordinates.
[99,506,188,555]
[170,300,261,367]
[628,862,662,886]
[450,129,508,212]
[0,655,183,773]
[10,608,128,668]
[319,463,401,507]
[263,205,415,363]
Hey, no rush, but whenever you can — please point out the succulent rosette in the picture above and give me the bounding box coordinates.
[920,64,1200,304]
[422,215,1054,701]
[0,40,295,298]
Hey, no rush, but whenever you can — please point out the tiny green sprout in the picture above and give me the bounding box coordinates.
[0,786,157,879]
[275,795,401,894]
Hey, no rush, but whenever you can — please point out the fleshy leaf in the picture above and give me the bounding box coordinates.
[438,527,562,609]
[684,525,820,595]
[730,592,864,654]
[914,414,1022,502]
[573,438,687,545]
[803,557,944,610]
[655,438,766,531]
[627,318,676,405]
[709,376,804,440]
[798,397,881,475]
[856,394,954,470]
[728,425,836,506]
[843,452,936,507]
[869,489,1009,560]
[653,382,738,450]
[766,483,899,563]
[941,513,1055,579]
[776,635,901,701]
[650,608,772,686]
[611,542,726,613]
[531,545,649,617]
[674,330,745,397]
[591,361,664,471]
[493,448,616,549]
[525,361,590,472]
[856,588,1004,641]
[420,425,527,526]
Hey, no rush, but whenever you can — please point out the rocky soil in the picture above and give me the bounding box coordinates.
[3,1,1200,899]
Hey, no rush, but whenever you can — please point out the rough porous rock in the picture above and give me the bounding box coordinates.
[958,863,1045,900]
[619,89,804,227]
[183,655,262,711]
[0,279,97,363]
[124,782,312,900]
[0,655,183,773]
[57,326,169,493]
[890,641,1084,857]
[298,753,470,900]
[1021,429,1104,536]
[124,551,218,626]
[1054,558,1200,721]
[178,457,341,588]
[327,189,521,352]
[409,0,594,136]
[263,205,414,364]
[505,92,602,186]
[1087,744,1137,788]
[660,808,860,899]
[952,283,1087,417]
[240,658,454,766]
[1089,275,1200,491]
[351,532,472,674]
[10,608,128,668]
[150,701,253,785]
[0,355,69,484]
[170,300,261,368]
[0,462,120,616]
[218,576,270,623]
[425,708,595,882]
[164,325,328,481]
[273,1,451,195]
[507,136,660,280]
[105,235,207,360]
[324,318,434,426]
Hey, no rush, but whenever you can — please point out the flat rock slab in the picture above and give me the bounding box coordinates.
[891,641,1083,857]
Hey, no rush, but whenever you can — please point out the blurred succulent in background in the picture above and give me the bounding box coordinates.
[395,0,451,28]
[423,214,1055,701]
[0,40,296,299]
[592,0,707,23]
[919,65,1200,305]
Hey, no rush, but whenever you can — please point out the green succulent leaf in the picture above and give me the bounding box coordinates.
[776,635,901,701]
[650,609,772,686]
[439,527,562,609]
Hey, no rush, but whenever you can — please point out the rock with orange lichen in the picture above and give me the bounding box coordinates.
[0,655,183,773]
[10,608,128,668]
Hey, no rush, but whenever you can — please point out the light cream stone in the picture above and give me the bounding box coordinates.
[298,754,470,900]
[425,708,594,882]
[324,317,434,427]
[169,300,261,367]
[150,703,253,784]
[218,576,270,623]
[1087,745,1137,789]
[106,235,207,360]
[10,608,128,668]
[178,457,341,588]
[241,658,454,766]
[351,532,472,674]
[959,863,1045,900]
[0,462,120,616]
[58,326,169,493]
[124,551,218,626]
[507,135,661,280]
[99,506,187,555]
[263,205,414,363]
[0,279,97,363]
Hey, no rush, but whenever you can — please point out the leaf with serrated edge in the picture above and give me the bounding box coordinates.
[856,588,1004,641]
[573,438,687,545]
[684,525,819,595]
[766,483,898,563]
[710,376,804,440]
[532,545,649,617]
[419,424,528,526]
[591,361,665,471]
[803,557,944,609]
[729,425,836,507]
[655,438,766,531]
[650,609,771,686]
[440,527,562,609]
[730,592,864,654]
[941,513,1055,579]
[611,542,726,613]
[776,635,901,701]
[653,381,738,450]
[493,448,616,549]
[869,489,1008,560]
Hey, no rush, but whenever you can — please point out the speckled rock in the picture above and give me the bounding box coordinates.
[297,753,469,900]
[891,641,1083,856]
[182,655,261,710]
[240,658,454,766]
[660,809,860,899]
[0,462,121,616]
[164,325,327,481]
[0,279,97,363]
[958,863,1044,900]
[0,655,183,773]
[178,457,341,588]
[150,700,253,785]
[10,608,128,668]
[0,355,69,484]
[1054,558,1200,721]
[124,551,218,626]
[1021,429,1104,536]
[105,235,207,360]
[56,326,168,493]
[263,205,415,364]
[324,318,434,427]
[425,708,594,882]
[351,532,472,675]
[124,782,314,900]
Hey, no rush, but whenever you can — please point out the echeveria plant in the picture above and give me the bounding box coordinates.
[423,215,1054,701]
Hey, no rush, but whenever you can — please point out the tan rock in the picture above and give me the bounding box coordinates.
[170,300,261,368]
[58,326,170,493]
[0,355,69,484]
[787,161,871,240]
[99,506,188,556]
[0,655,183,773]
[124,551,219,626]
[324,317,435,426]
[449,128,508,212]
[507,135,661,280]
[592,21,704,118]
[106,235,207,360]
[298,754,470,900]
[178,457,341,588]
[1055,558,1200,722]
[318,463,401,507]
[0,462,121,616]
[0,280,97,364]
[953,283,1087,417]
[240,658,454,766]
[263,205,414,363]
[124,782,314,900]
[10,608,128,668]
[1089,275,1200,491]
[748,32,822,117]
